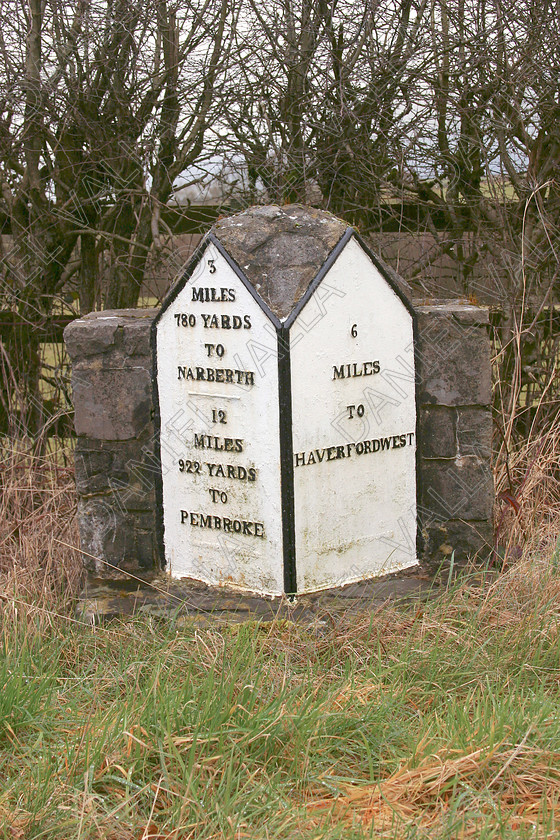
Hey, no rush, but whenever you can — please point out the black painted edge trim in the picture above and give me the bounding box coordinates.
[153,232,212,330]
[412,315,422,564]
[277,326,297,594]
[351,230,416,318]
[153,231,284,331]
[283,227,416,329]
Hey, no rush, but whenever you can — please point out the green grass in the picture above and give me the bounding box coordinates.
[2,557,560,839]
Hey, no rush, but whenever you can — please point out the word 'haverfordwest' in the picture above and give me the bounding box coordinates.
[295,432,415,467]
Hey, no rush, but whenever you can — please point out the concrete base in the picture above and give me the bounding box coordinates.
[78,567,441,627]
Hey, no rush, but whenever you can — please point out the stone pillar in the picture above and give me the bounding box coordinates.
[415,302,493,569]
[64,309,159,579]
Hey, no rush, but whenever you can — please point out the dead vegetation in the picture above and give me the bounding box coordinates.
[0,441,82,617]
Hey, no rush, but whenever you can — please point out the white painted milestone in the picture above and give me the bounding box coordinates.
[290,236,417,592]
[155,242,284,594]
[155,212,418,597]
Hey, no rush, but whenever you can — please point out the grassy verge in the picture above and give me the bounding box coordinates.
[2,551,560,838]
[2,442,560,839]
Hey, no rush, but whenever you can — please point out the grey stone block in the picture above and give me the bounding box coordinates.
[416,307,492,406]
[420,456,494,521]
[74,445,114,495]
[72,366,152,440]
[78,497,132,575]
[64,317,120,360]
[74,438,157,500]
[420,407,456,458]
[78,499,157,576]
[135,529,157,570]
[421,519,493,568]
[414,301,490,326]
[123,316,156,357]
[214,204,347,319]
[456,408,492,458]
[65,309,157,362]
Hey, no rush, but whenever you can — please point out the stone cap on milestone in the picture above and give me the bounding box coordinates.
[212,204,412,321]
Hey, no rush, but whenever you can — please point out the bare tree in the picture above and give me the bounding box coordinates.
[224,0,559,442]
[1,0,558,444]
[0,0,232,432]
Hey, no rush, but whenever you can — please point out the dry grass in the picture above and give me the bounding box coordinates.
[493,315,560,567]
[0,439,83,617]
[1,527,560,836]
[307,743,560,837]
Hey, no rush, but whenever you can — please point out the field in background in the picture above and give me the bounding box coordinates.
[1,431,560,838]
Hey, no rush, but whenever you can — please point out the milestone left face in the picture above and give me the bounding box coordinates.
[154,242,284,594]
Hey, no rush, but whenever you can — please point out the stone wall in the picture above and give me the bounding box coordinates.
[65,309,159,579]
[415,303,493,570]
[65,301,493,582]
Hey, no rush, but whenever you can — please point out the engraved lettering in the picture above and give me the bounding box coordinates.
[199,313,251,329]
[333,361,380,380]
[293,432,415,466]
[192,287,236,303]
[176,366,255,386]
[193,434,244,452]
